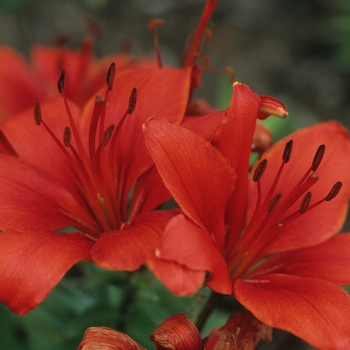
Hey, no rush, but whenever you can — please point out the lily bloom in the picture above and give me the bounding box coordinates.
[0,35,156,121]
[0,66,206,315]
[143,82,350,349]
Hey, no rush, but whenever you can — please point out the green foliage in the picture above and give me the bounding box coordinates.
[0,263,231,349]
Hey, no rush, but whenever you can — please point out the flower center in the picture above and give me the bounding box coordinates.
[228,140,342,279]
[34,64,137,238]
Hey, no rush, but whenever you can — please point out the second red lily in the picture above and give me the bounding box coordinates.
[143,82,350,349]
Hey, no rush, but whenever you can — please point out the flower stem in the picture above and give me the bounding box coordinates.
[195,291,223,332]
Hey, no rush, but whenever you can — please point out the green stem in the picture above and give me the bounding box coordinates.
[195,291,224,332]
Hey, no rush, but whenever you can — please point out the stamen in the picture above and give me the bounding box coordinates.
[57,69,65,94]
[128,88,138,114]
[34,102,42,125]
[106,62,116,91]
[299,192,312,214]
[101,125,115,147]
[63,126,71,147]
[325,181,342,201]
[182,0,218,67]
[282,140,293,163]
[253,159,267,182]
[311,144,326,171]
[268,194,281,213]
[147,19,164,69]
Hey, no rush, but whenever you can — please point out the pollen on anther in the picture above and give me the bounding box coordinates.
[34,102,42,125]
[57,69,66,93]
[311,144,326,171]
[282,140,293,163]
[106,62,116,91]
[325,181,342,201]
[253,159,267,182]
[128,88,137,114]
[63,126,71,147]
[300,192,312,214]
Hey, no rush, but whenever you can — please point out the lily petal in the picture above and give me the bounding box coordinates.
[80,68,192,218]
[90,210,178,271]
[248,121,350,256]
[0,154,98,233]
[0,47,46,121]
[211,83,262,257]
[0,96,80,189]
[0,230,93,315]
[233,274,350,350]
[143,117,236,250]
[252,233,350,285]
[158,214,232,295]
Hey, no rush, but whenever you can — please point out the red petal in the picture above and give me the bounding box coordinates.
[129,165,171,220]
[0,96,80,189]
[143,118,236,250]
[248,121,350,256]
[0,47,46,120]
[0,154,98,233]
[181,110,224,141]
[147,254,205,297]
[158,214,232,295]
[233,274,350,350]
[150,314,202,350]
[252,233,350,285]
[79,68,192,217]
[78,326,146,350]
[91,210,178,271]
[211,83,262,257]
[31,45,100,106]
[0,230,93,315]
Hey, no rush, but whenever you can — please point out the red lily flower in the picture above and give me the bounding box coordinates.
[0,66,206,315]
[0,39,156,121]
[143,83,350,349]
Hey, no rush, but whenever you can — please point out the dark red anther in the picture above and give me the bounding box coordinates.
[101,125,115,147]
[34,102,42,125]
[311,144,325,171]
[106,62,116,91]
[128,88,137,114]
[57,69,66,94]
[300,192,312,214]
[253,159,267,182]
[268,193,282,213]
[282,140,293,163]
[325,181,342,201]
[63,126,71,147]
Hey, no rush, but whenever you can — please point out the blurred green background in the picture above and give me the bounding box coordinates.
[0,0,349,349]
